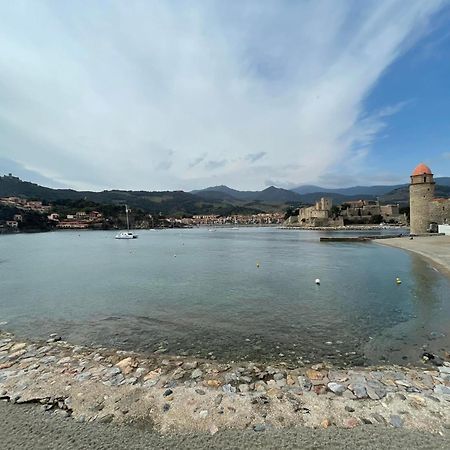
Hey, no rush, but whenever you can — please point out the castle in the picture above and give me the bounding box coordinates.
[409,163,450,234]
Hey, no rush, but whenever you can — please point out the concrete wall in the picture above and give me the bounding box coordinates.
[438,224,450,235]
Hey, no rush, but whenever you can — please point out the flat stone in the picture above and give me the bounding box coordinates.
[371,413,387,425]
[115,357,137,375]
[8,350,26,360]
[9,343,27,353]
[191,369,203,379]
[395,380,410,388]
[306,369,323,380]
[182,361,198,370]
[103,367,121,378]
[434,385,450,395]
[327,382,346,395]
[135,368,146,378]
[143,369,161,381]
[222,384,236,395]
[342,390,356,400]
[351,384,368,399]
[390,415,403,428]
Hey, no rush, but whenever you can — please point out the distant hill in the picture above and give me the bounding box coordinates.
[0,175,299,216]
[292,177,450,198]
[291,184,403,196]
[380,183,450,204]
[193,185,302,203]
[193,185,377,205]
[2,173,450,217]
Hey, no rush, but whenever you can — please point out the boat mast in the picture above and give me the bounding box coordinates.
[125,205,130,231]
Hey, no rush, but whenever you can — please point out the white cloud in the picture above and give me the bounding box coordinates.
[0,0,446,190]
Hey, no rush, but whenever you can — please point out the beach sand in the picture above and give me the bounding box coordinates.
[375,235,450,276]
[1,400,449,450]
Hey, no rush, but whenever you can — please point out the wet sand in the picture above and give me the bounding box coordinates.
[375,235,450,276]
[1,401,449,450]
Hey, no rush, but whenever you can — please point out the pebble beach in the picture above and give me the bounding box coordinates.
[1,329,450,436]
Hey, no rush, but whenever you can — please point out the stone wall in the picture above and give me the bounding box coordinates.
[409,175,435,234]
[429,199,450,225]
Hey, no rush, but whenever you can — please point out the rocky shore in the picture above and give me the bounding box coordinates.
[1,331,449,435]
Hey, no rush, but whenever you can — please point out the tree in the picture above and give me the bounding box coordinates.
[330,205,340,218]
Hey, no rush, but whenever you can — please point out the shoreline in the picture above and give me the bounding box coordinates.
[1,331,450,435]
[374,235,450,278]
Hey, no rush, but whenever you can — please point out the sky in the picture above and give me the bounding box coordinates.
[1,0,450,192]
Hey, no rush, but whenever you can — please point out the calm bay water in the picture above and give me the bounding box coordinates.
[1,227,449,366]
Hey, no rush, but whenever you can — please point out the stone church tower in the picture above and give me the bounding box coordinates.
[409,163,435,234]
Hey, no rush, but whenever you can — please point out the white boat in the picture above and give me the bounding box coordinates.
[115,205,138,239]
[115,231,137,239]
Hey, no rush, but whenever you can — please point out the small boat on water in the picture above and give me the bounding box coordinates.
[115,231,137,239]
[115,205,138,239]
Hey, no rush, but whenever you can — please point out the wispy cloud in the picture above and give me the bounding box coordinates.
[188,154,207,168]
[245,152,267,163]
[0,1,447,190]
[205,159,228,170]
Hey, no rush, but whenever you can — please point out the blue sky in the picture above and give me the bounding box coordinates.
[1,1,450,191]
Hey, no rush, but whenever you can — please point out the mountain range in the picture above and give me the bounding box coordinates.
[1,174,450,216]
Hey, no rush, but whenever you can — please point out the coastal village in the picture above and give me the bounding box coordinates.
[0,195,286,231]
[4,163,448,233]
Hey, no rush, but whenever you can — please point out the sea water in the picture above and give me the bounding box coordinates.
[0,228,449,366]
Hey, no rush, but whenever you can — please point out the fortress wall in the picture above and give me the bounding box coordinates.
[429,199,450,225]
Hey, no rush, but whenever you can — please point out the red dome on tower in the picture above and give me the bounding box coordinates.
[411,163,432,176]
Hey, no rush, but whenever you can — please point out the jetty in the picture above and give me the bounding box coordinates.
[320,234,404,242]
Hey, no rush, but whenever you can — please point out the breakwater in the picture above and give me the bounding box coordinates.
[320,234,404,242]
